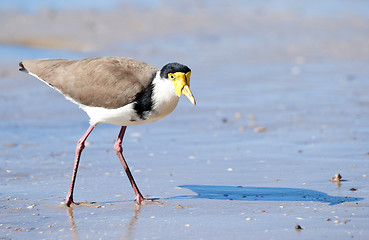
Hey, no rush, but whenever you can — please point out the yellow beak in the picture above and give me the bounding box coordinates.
[173,72,196,105]
[182,85,196,105]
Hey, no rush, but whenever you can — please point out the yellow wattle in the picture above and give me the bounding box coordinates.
[174,81,184,97]
[172,72,195,105]
[173,74,187,97]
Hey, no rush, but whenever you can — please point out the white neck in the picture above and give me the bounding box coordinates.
[151,71,180,120]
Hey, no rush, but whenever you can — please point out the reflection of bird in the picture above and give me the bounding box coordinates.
[19,57,196,206]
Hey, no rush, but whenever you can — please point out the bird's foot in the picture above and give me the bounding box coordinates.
[134,194,145,205]
[134,195,160,205]
[65,198,77,207]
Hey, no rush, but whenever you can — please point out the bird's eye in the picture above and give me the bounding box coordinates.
[169,75,175,80]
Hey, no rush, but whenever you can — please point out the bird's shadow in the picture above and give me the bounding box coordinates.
[172,185,363,205]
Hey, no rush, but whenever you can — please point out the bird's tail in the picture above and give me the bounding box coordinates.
[18,61,28,73]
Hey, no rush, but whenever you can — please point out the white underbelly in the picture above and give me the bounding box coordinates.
[81,103,145,126]
[81,99,178,126]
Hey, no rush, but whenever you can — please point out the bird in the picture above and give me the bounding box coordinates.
[18,56,196,207]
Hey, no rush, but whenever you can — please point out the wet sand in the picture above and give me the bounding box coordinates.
[1,1,369,239]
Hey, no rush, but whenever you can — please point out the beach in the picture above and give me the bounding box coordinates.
[1,1,369,239]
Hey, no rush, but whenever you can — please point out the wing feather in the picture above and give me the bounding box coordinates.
[20,57,159,109]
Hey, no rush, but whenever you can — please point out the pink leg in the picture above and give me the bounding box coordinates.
[66,125,95,207]
[114,126,145,204]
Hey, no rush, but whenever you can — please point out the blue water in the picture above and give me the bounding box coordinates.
[0,44,88,62]
[1,0,369,17]
[0,0,157,12]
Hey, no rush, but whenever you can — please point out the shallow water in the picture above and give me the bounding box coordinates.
[1,1,369,239]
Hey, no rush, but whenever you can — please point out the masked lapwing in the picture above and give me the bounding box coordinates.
[19,57,196,206]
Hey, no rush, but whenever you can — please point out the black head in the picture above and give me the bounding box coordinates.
[160,62,191,79]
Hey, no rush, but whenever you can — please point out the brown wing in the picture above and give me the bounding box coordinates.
[19,57,159,109]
